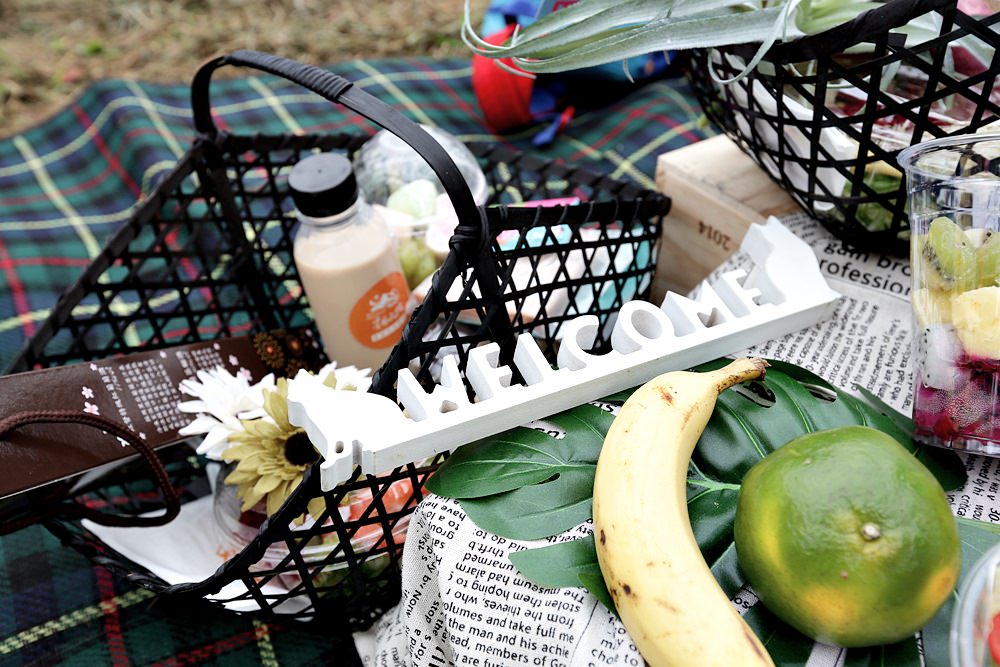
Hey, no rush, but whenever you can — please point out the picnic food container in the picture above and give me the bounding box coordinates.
[898,134,1000,457]
[681,0,1000,255]
[1,51,669,625]
[951,541,1000,666]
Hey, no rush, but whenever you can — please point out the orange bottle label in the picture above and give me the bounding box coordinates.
[349,272,410,349]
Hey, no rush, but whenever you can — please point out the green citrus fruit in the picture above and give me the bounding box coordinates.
[734,425,960,648]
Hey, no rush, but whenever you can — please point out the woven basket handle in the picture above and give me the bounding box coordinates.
[190,50,486,251]
[0,410,181,534]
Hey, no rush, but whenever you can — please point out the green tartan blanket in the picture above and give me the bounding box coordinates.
[0,56,709,665]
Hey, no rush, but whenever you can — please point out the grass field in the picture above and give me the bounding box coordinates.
[0,0,481,137]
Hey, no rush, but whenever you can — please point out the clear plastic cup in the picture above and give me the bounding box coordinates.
[951,542,1000,667]
[898,134,1000,456]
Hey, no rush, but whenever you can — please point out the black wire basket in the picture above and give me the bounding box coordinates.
[681,0,1000,255]
[1,51,669,627]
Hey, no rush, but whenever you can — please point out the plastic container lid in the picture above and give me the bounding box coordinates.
[288,152,358,218]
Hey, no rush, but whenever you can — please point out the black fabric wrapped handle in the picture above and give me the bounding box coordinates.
[190,49,488,253]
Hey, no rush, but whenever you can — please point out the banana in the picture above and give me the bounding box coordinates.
[593,357,773,667]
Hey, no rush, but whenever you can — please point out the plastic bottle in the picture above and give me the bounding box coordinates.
[289,152,412,371]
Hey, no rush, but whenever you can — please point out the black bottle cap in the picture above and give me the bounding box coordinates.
[288,152,358,218]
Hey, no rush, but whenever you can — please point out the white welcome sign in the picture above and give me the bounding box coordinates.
[287,217,841,491]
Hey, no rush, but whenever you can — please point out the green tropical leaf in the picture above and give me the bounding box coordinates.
[428,402,616,539]
[510,534,601,589]
[741,603,814,665]
[424,425,587,499]
[576,566,617,617]
[510,535,619,615]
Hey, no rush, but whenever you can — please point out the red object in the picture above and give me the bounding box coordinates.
[989,611,1000,664]
[471,24,535,132]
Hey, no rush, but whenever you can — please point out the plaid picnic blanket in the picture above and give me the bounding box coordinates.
[0,56,710,665]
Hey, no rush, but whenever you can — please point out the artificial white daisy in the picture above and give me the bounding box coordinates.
[178,367,275,460]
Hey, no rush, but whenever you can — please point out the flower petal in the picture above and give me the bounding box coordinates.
[253,475,283,495]
[266,489,286,517]
[178,415,217,436]
[195,428,233,460]
[177,400,210,415]
[307,497,328,521]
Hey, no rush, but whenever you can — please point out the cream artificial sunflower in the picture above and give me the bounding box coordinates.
[220,363,370,520]
[222,378,328,520]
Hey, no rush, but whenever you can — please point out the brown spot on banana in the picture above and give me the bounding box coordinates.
[743,627,767,661]
[599,530,606,545]
[656,598,678,613]
[622,583,632,596]
[680,406,695,431]
[658,388,673,403]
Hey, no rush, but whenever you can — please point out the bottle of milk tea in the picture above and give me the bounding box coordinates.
[289,151,412,371]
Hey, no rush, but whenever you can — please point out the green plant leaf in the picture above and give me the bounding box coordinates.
[842,638,922,666]
[430,402,615,539]
[508,8,793,74]
[577,566,617,617]
[461,468,595,540]
[741,603,815,665]
[510,534,601,589]
[510,535,618,615]
[425,426,585,499]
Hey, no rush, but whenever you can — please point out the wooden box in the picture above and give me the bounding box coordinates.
[652,134,798,300]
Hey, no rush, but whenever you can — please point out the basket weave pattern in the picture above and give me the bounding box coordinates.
[9,52,669,625]
[682,0,1000,254]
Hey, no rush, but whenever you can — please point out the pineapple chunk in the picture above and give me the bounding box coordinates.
[913,288,953,327]
[952,286,1000,360]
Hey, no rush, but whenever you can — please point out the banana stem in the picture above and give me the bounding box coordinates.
[712,358,770,394]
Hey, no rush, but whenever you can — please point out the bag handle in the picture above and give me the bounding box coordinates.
[190,49,488,253]
[0,410,181,534]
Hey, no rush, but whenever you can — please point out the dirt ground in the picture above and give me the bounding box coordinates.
[0,0,483,138]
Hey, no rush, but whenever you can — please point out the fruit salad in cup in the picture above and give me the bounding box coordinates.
[912,215,1000,453]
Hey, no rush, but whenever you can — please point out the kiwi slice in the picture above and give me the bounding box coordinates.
[918,216,977,292]
[975,230,1000,288]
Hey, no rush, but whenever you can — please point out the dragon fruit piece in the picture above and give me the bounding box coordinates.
[934,376,996,439]
[918,325,971,390]
[913,383,950,431]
